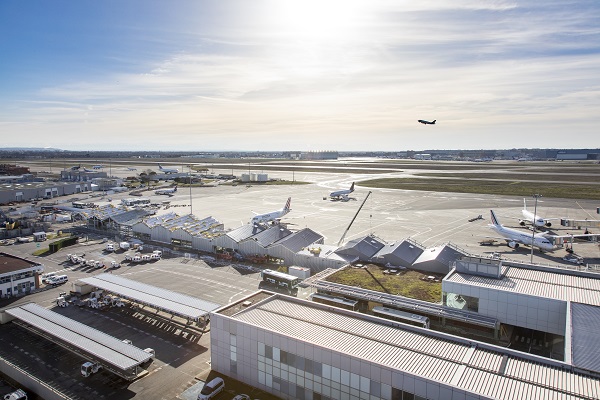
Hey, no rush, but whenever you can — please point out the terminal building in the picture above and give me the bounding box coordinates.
[211,290,600,400]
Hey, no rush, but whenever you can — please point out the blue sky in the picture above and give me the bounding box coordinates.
[1,0,599,151]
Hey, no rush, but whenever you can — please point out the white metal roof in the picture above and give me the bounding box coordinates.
[446,266,600,306]
[229,296,600,400]
[6,303,150,370]
[80,274,220,320]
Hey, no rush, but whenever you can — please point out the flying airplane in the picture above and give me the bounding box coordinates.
[155,187,177,196]
[158,164,179,174]
[251,198,291,225]
[519,198,559,228]
[329,182,355,201]
[418,119,436,125]
[488,210,599,252]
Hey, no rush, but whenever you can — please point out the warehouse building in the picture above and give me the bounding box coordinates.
[0,181,90,204]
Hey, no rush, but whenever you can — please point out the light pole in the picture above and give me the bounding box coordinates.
[530,194,542,263]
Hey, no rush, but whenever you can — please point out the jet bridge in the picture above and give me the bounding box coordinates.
[79,273,221,325]
[5,303,151,380]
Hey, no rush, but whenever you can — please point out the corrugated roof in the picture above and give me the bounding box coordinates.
[6,303,150,370]
[252,225,292,247]
[571,303,600,373]
[226,224,266,243]
[270,228,323,252]
[446,266,600,306]
[109,209,150,224]
[336,235,385,259]
[80,274,220,320]
[229,296,600,400]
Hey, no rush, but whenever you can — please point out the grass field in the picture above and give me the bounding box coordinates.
[359,177,600,200]
[326,265,443,303]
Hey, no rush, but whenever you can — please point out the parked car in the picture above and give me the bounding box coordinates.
[197,377,224,400]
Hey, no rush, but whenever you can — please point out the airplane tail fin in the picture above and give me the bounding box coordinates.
[284,197,291,211]
[490,210,501,226]
[350,182,355,192]
[523,198,527,211]
[432,120,436,124]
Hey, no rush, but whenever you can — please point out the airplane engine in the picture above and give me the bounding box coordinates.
[545,222,552,227]
[519,220,526,226]
[507,241,519,249]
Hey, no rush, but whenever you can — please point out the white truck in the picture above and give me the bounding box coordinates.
[119,242,130,251]
[81,361,102,377]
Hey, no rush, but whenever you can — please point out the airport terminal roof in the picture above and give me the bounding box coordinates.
[446,265,600,306]
[296,244,356,263]
[252,225,292,247]
[228,294,600,400]
[336,235,386,259]
[226,224,266,243]
[270,228,323,252]
[79,273,221,321]
[6,303,151,371]
[108,209,151,224]
[570,302,600,374]
[371,238,425,267]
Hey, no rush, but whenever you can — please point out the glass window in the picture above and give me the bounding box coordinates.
[331,366,341,383]
[314,361,322,377]
[360,376,370,393]
[281,350,288,365]
[288,353,296,367]
[350,373,360,390]
[323,364,331,379]
[381,383,392,399]
[306,359,313,374]
[341,370,350,386]
[230,334,236,346]
[297,386,305,400]
[273,347,280,362]
[297,355,305,371]
[259,371,266,385]
[258,342,265,356]
[265,345,273,359]
[370,381,381,397]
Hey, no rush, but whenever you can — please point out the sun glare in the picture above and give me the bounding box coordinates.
[272,0,363,41]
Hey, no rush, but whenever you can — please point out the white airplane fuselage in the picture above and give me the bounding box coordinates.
[159,164,179,174]
[330,183,355,199]
[489,210,555,251]
[252,198,291,225]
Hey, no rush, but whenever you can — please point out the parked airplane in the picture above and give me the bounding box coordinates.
[155,187,177,196]
[92,165,103,169]
[418,119,436,125]
[488,210,599,252]
[158,164,179,174]
[488,210,555,251]
[329,182,355,201]
[251,198,291,225]
[126,167,137,171]
[519,198,558,228]
[70,164,81,171]
[83,167,94,172]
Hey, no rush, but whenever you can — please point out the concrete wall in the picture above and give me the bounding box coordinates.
[0,357,68,400]
[443,280,567,336]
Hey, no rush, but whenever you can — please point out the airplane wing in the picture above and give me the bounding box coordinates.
[485,236,527,244]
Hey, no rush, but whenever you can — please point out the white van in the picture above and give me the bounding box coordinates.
[197,377,224,400]
[41,272,57,283]
[48,275,68,285]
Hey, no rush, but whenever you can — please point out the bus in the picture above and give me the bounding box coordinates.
[260,269,300,294]
[372,306,430,329]
[72,201,94,209]
[310,293,359,311]
[121,197,151,207]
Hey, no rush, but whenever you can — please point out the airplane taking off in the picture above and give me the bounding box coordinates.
[158,164,179,174]
[251,198,291,225]
[519,198,558,228]
[329,182,355,201]
[488,210,599,252]
[155,187,177,196]
[418,119,436,125]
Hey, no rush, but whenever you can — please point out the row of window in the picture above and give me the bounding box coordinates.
[257,342,428,400]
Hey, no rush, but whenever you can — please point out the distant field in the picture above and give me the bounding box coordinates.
[359,177,600,200]
[326,265,442,303]
[417,172,600,183]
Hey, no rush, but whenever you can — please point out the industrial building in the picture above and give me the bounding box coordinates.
[0,252,44,298]
[211,291,600,400]
[0,181,90,204]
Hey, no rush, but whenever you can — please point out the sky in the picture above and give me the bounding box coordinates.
[0,0,599,152]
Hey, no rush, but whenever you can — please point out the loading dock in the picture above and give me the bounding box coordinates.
[5,303,151,380]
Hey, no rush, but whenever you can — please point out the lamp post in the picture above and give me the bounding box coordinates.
[530,194,542,263]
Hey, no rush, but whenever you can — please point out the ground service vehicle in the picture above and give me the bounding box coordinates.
[47,275,68,285]
[260,269,300,294]
[81,361,102,377]
[41,272,57,283]
[198,377,224,400]
[3,389,27,400]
